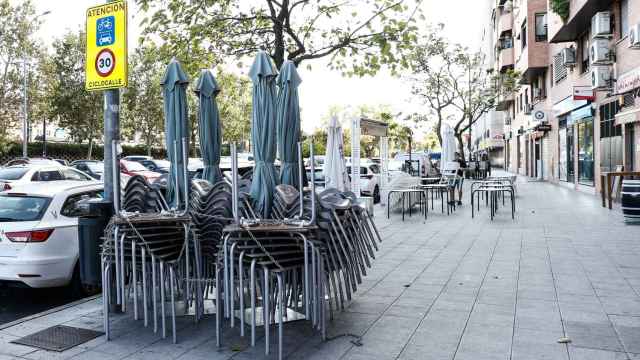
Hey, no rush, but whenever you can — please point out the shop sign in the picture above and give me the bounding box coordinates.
[553,96,588,116]
[535,123,552,132]
[615,67,640,94]
[615,108,640,126]
[85,1,128,91]
[573,86,595,101]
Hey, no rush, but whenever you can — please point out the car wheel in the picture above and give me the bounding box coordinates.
[373,185,380,204]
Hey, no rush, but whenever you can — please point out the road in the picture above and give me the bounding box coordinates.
[0,286,84,326]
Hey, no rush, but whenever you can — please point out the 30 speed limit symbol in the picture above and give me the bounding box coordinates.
[95,48,115,77]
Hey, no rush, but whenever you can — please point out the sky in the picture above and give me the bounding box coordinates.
[30,0,490,138]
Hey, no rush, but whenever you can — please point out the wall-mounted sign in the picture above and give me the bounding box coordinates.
[85,1,128,91]
[573,86,595,101]
[535,123,552,132]
[616,67,640,94]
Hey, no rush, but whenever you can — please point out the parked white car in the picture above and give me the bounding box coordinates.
[347,160,381,203]
[0,164,95,191]
[0,181,103,290]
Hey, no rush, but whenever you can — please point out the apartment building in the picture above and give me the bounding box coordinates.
[490,0,640,193]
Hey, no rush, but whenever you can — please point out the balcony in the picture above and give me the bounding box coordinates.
[498,11,513,35]
[549,0,611,43]
[499,47,514,71]
[496,93,514,111]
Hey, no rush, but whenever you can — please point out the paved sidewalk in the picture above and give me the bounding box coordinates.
[1,174,640,360]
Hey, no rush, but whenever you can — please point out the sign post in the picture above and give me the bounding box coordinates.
[85,0,127,209]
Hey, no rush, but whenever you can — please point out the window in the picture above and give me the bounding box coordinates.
[61,168,92,181]
[580,33,589,74]
[599,102,621,138]
[499,35,513,49]
[535,13,547,41]
[553,53,567,83]
[61,191,103,217]
[620,0,629,38]
[0,168,29,181]
[369,165,380,174]
[0,195,51,222]
[521,20,527,48]
[32,170,64,181]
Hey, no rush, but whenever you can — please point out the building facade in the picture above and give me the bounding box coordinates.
[490,0,640,193]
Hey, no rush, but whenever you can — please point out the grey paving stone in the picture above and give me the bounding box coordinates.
[610,315,640,354]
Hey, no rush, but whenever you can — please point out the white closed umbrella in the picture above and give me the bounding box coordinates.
[323,115,350,191]
[441,123,456,165]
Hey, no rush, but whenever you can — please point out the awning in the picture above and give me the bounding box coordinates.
[615,107,640,126]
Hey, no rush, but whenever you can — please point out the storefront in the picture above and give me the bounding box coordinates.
[614,66,640,172]
[574,107,595,186]
[553,97,589,185]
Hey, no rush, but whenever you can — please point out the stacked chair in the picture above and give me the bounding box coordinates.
[101,176,201,344]
[100,161,384,360]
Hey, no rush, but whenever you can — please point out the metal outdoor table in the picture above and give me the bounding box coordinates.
[471,181,515,220]
[416,183,452,215]
[600,171,640,209]
[386,188,427,221]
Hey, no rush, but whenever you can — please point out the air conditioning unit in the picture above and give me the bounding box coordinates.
[590,39,611,64]
[561,47,576,66]
[591,11,611,38]
[524,104,532,114]
[630,23,640,49]
[591,66,611,90]
[532,109,547,123]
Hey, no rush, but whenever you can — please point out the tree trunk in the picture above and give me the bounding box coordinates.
[455,132,464,158]
[87,138,94,160]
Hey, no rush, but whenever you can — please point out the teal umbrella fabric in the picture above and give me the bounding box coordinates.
[248,51,279,218]
[161,59,190,208]
[276,61,302,188]
[194,69,222,184]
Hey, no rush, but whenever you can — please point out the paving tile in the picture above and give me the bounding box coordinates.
[610,315,640,353]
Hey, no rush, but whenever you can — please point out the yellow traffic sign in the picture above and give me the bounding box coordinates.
[85,1,128,91]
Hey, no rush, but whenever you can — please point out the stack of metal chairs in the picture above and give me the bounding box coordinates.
[101,175,201,344]
[316,189,381,314]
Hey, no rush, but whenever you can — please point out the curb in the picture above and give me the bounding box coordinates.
[0,294,101,331]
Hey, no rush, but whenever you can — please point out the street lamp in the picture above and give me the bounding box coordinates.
[20,10,51,158]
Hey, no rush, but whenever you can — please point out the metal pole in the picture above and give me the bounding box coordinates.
[22,59,28,158]
[42,117,46,157]
[103,89,120,209]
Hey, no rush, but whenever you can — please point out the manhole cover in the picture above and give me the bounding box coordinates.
[11,325,103,352]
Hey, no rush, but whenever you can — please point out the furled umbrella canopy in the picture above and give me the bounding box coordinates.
[161,59,190,208]
[323,115,350,191]
[248,51,279,218]
[194,69,223,184]
[276,61,303,188]
[441,123,456,166]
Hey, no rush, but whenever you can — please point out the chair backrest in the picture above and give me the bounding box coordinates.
[441,161,459,175]
[439,162,459,185]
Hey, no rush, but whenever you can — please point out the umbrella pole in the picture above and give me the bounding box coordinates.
[231,143,240,224]
[181,137,189,215]
[297,142,304,220]
[111,140,120,215]
[308,141,316,225]
[173,140,180,211]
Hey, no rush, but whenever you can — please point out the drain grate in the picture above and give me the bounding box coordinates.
[11,325,104,352]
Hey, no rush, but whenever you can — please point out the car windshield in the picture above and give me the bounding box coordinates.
[0,168,29,181]
[0,195,50,222]
[124,161,149,172]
